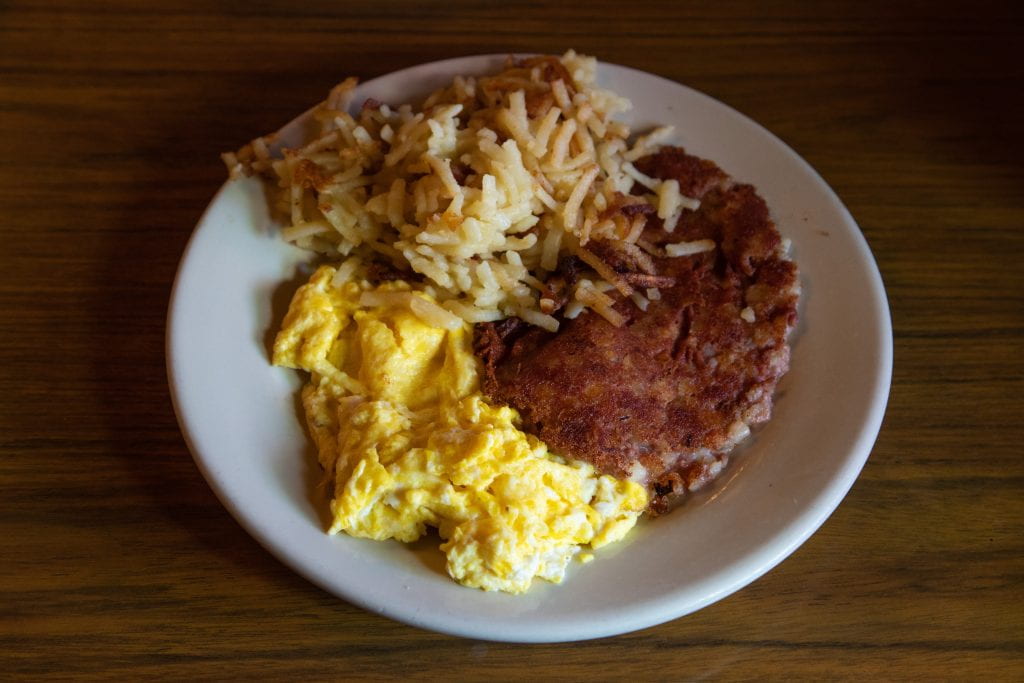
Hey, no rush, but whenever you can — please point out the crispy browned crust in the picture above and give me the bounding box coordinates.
[364,260,422,284]
[474,147,799,511]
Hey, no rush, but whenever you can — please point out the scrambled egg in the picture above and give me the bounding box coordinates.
[273,265,647,593]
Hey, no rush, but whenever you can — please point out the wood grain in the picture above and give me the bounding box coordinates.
[2,0,1022,678]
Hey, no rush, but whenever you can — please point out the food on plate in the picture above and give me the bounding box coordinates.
[223,50,683,331]
[227,50,798,591]
[475,147,799,513]
[272,264,647,593]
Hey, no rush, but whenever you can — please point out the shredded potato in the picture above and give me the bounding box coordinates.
[227,52,703,328]
[665,239,716,257]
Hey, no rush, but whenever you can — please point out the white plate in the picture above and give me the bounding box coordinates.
[167,55,892,642]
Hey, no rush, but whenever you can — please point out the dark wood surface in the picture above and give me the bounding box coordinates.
[2,1,1022,678]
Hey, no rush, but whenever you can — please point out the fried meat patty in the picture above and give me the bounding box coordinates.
[474,147,800,512]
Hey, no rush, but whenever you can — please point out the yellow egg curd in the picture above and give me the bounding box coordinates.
[272,264,647,593]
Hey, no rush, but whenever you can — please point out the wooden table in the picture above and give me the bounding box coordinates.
[3,1,1022,678]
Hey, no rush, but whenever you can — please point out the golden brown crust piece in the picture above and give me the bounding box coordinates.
[474,147,799,511]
